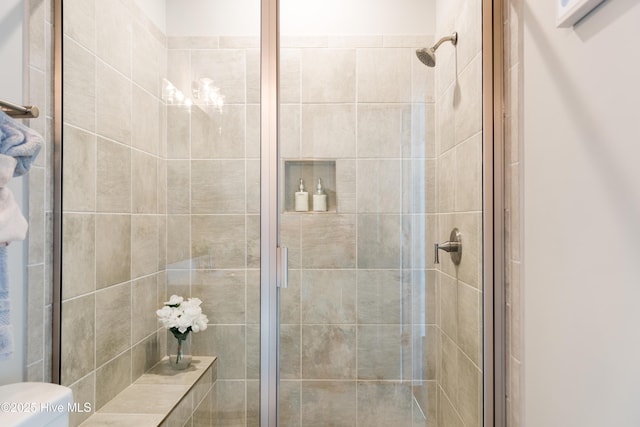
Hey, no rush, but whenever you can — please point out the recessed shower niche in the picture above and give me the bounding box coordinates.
[283,160,336,213]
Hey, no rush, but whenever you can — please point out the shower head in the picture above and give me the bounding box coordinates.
[416,32,458,67]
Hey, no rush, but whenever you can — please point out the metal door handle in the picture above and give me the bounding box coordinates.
[434,228,462,265]
[277,246,288,288]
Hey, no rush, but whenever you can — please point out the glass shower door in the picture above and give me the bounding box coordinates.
[276,1,485,426]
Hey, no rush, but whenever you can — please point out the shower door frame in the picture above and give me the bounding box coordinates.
[49,0,505,424]
[258,1,506,427]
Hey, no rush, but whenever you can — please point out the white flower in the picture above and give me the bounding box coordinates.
[165,295,184,306]
[157,295,209,335]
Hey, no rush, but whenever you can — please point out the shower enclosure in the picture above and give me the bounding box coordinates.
[54,0,500,426]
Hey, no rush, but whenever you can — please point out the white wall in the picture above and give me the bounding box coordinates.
[166,0,435,36]
[134,0,166,33]
[0,0,26,385]
[523,0,640,425]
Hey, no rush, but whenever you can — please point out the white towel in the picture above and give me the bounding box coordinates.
[0,155,27,244]
[0,247,11,360]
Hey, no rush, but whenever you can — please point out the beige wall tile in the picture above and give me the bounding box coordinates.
[301,270,356,324]
[26,265,44,364]
[167,215,191,269]
[62,125,96,212]
[61,294,95,386]
[132,150,158,214]
[357,326,411,380]
[357,215,410,269]
[301,381,356,425]
[246,325,259,380]
[281,49,301,103]
[192,326,245,379]
[131,215,159,278]
[191,215,245,269]
[357,104,411,158]
[357,269,410,324]
[62,213,95,299]
[27,167,44,264]
[246,159,260,214]
[458,282,480,366]
[96,137,132,212]
[132,331,163,380]
[280,104,301,158]
[247,214,260,269]
[301,49,356,103]
[62,0,95,52]
[95,283,132,366]
[357,382,412,426]
[436,85,455,154]
[280,270,300,325]
[438,147,455,213]
[280,325,301,380]
[357,160,403,213]
[454,55,482,144]
[132,22,163,96]
[95,214,131,288]
[280,381,301,425]
[96,62,131,144]
[216,381,246,426]
[245,48,259,104]
[191,160,245,214]
[455,0,482,73]
[412,103,437,159]
[167,161,190,214]
[166,105,190,159]
[69,373,95,426]
[246,104,260,159]
[192,270,245,324]
[455,133,482,212]
[191,50,245,104]
[300,215,356,268]
[336,159,357,213]
[131,275,159,343]
[132,86,161,155]
[302,325,356,379]
[439,331,459,409]
[95,0,131,76]
[440,272,458,341]
[301,104,356,158]
[191,105,245,159]
[438,386,464,427]
[357,48,412,102]
[458,350,482,427]
[95,350,132,410]
[63,36,95,131]
[246,269,261,325]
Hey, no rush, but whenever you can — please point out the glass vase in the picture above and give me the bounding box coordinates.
[168,333,192,370]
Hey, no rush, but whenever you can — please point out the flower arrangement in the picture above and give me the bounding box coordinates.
[157,295,209,368]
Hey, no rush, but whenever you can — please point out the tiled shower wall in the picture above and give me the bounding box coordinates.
[60,1,168,424]
[165,34,439,426]
[504,0,522,425]
[25,0,54,383]
[434,0,484,426]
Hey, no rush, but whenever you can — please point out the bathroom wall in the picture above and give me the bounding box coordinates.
[504,0,522,425]
[0,0,27,386]
[434,0,484,426]
[60,0,168,424]
[164,31,438,426]
[24,0,54,384]
[522,0,640,426]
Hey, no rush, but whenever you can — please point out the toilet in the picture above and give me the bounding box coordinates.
[0,382,73,427]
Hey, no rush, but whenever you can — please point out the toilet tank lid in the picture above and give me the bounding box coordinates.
[0,382,74,427]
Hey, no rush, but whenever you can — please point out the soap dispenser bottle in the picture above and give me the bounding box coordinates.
[294,178,309,212]
[313,178,328,212]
